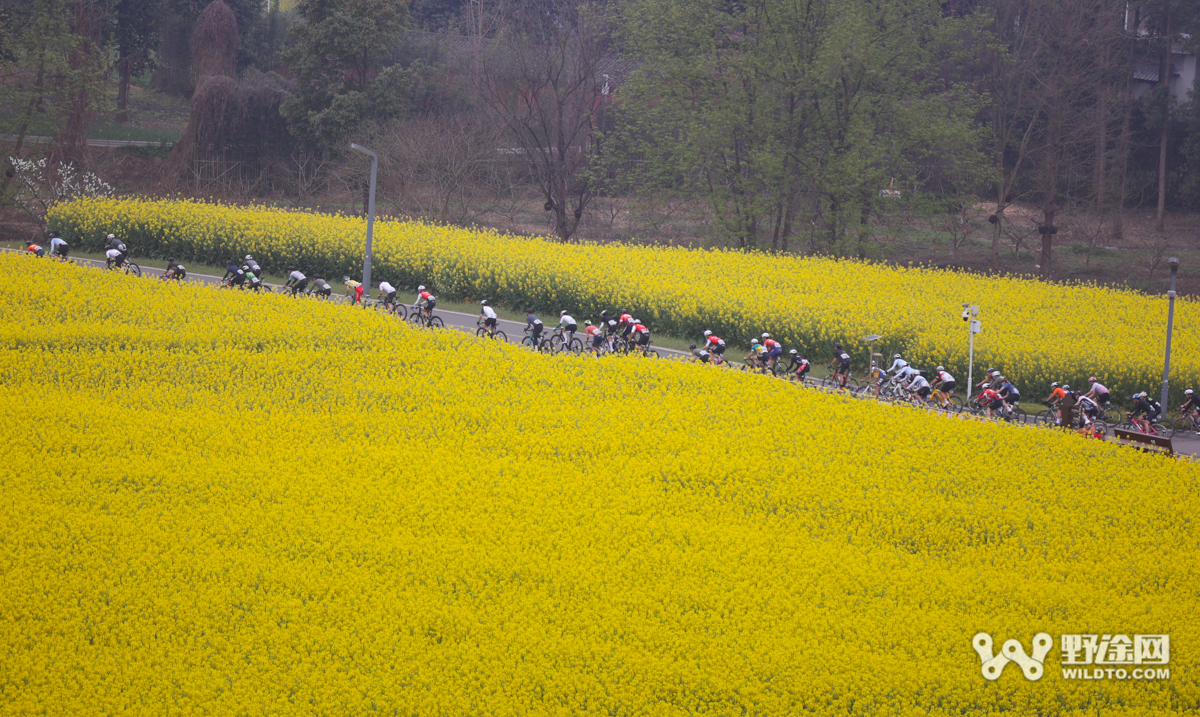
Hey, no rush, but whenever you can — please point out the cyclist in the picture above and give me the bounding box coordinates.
[244,255,263,278]
[1129,392,1158,433]
[761,333,782,370]
[618,311,636,341]
[585,320,605,354]
[378,280,397,311]
[978,382,1004,419]
[49,237,69,261]
[1077,393,1100,428]
[785,350,811,381]
[414,285,436,319]
[26,242,45,258]
[163,257,185,281]
[557,310,578,347]
[702,330,727,362]
[931,366,956,407]
[831,342,852,388]
[976,367,999,390]
[1182,388,1199,421]
[886,353,908,374]
[246,270,265,292]
[1045,382,1066,408]
[1083,377,1111,410]
[310,276,332,298]
[105,234,129,269]
[689,344,711,364]
[893,361,919,387]
[525,309,545,348]
[744,338,766,367]
[907,372,932,403]
[631,321,651,352]
[223,260,247,288]
[344,277,364,304]
[283,266,308,296]
[997,376,1021,409]
[480,300,499,334]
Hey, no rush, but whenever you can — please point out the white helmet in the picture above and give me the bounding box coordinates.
[894,353,902,359]
[418,285,425,291]
[762,333,770,339]
[107,233,115,239]
[981,383,990,389]
[1186,389,1194,395]
[703,330,712,337]
[936,365,944,371]
[560,310,568,316]
[244,255,252,261]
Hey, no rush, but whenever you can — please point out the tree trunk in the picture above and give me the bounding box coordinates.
[1156,13,1171,232]
[1040,210,1055,277]
[0,37,49,198]
[117,56,132,124]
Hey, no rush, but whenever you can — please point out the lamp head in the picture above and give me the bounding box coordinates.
[1168,256,1180,269]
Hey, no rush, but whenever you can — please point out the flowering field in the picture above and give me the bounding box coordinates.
[48,197,1199,405]
[3,254,1198,716]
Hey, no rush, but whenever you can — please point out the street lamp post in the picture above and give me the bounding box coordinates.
[1160,257,1180,409]
[350,143,378,293]
[962,304,981,394]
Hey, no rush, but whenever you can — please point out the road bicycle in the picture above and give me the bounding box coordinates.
[926,386,963,413]
[107,257,141,277]
[1172,411,1200,436]
[475,317,508,342]
[549,327,583,355]
[521,327,554,353]
[371,297,408,320]
[408,307,445,329]
[1113,419,1174,439]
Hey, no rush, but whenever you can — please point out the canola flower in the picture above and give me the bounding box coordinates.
[48,197,1200,406]
[3,254,1199,716]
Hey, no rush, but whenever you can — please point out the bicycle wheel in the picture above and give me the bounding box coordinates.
[406,313,425,327]
[1092,420,1109,436]
[568,338,583,354]
[1153,423,1175,439]
[521,337,534,349]
[1009,407,1028,424]
[126,262,141,277]
[430,316,445,329]
[1172,416,1197,435]
[1035,409,1055,427]
[643,349,660,358]
[945,395,964,412]
[538,340,554,355]
[1102,409,1123,425]
[476,327,489,339]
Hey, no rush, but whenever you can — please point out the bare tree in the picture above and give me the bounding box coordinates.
[467,0,610,242]
[939,199,986,254]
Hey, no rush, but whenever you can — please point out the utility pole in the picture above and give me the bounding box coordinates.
[350,144,378,293]
[1161,257,1180,408]
[962,304,981,394]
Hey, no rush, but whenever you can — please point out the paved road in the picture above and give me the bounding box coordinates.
[14,250,1199,458]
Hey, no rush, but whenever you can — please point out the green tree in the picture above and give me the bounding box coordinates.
[281,0,412,149]
[618,0,987,252]
[113,0,163,122]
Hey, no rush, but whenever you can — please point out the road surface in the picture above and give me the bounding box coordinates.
[12,249,1198,458]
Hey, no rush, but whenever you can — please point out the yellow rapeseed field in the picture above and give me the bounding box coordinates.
[48,197,1199,405]
[2,253,1197,716]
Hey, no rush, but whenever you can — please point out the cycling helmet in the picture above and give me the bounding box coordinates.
[936,365,944,371]
[689,344,697,350]
[789,349,798,355]
[287,265,293,271]
[750,339,760,346]
[480,299,489,306]
[244,255,252,261]
[834,342,843,350]
[418,285,425,291]
[584,320,592,326]
[560,310,568,316]
[342,276,350,282]
[1062,385,1070,391]
[525,308,534,313]
[894,353,902,359]
[981,383,990,389]
[167,257,174,262]
[762,333,771,339]
[107,233,115,239]
[1088,376,1097,383]
[618,308,627,315]
[703,330,712,337]
[1050,382,1059,388]
[601,310,610,317]
[1186,388,1194,395]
